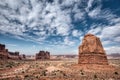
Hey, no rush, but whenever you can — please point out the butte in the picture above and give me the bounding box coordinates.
[78,34,108,65]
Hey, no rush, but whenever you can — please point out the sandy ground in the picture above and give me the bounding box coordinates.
[0,59,120,80]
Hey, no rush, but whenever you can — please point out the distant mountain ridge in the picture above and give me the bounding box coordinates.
[108,53,120,57]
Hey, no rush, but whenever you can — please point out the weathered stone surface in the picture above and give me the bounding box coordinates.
[78,34,108,65]
[36,51,50,60]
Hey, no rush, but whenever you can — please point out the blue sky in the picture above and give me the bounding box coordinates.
[0,0,120,55]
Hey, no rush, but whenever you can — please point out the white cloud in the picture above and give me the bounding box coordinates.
[102,41,112,46]
[72,30,82,37]
[88,6,101,18]
[114,36,120,42]
[57,25,70,36]
[0,0,78,43]
[0,0,85,39]
[64,37,75,46]
[101,23,120,39]
[72,3,85,21]
[88,26,102,35]
[72,30,78,37]
[4,0,22,10]
[61,0,79,7]
[110,17,120,24]
[7,43,17,47]
[0,0,120,55]
[105,46,120,54]
[86,0,94,12]
[74,11,85,21]
[0,25,24,35]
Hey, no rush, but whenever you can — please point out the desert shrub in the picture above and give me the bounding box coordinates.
[41,70,47,76]
[81,72,84,75]
[80,70,84,75]
[15,75,18,78]
[22,71,25,73]
[24,75,35,80]
[24,75,29,78]
[6,64,12,68]
[45,63,50,66]
[5,61,16,68]
[114,72,118,75]
[15,75,20,79]
[51,70,67,77]
[36,75,39,79]
[36,65,38,67]
[62,72,67,77]
[94,74,97,78]
[51,71,56,76]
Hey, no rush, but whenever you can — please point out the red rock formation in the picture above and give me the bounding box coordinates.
[0,44,8,59]
[8,51,21,60]
[36,51,50,60]
[0,43,22,60]
[20,54,26,60]
[78,34,108,65]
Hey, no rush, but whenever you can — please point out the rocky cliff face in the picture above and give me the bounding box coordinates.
[79,34,105,54]
[0,44,8,59]
[78,34,108,65]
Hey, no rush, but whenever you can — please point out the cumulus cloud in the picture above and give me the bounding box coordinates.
[101,23,120,40]
[64,37,75,46]
[0,0,72,42]
[88,26,102,35]
[72,30,82,37]
[86,0,94,12]
[0,0,85,44]
[0,0,120,54]
[88,6,101,18]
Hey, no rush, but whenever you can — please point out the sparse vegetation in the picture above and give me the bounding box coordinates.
[114,71,118,75]
[80,70,84,75]
[41,70,47,76]
[94,74,97,79]
[0,59,120,80]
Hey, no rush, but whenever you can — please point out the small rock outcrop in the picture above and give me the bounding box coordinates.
[78,34,108,65]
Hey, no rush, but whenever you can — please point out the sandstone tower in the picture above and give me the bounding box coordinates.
[78,34,108,65]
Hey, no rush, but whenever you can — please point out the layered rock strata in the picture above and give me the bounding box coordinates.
[78,34,108,65]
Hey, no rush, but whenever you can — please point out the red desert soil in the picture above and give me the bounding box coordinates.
[0,59,120,80]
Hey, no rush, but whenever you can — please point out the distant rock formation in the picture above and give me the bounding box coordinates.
[0,43,22,60]
[36,51,50,60]
[8,51,21,60]
[0,44,8,59]
[78,34,108,65]
[20,54,26,60]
